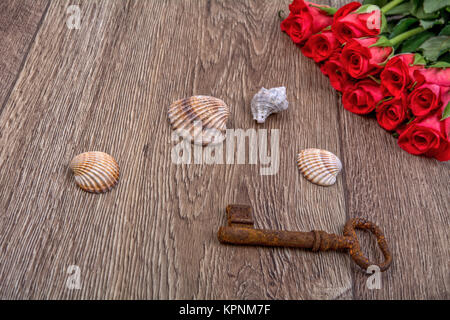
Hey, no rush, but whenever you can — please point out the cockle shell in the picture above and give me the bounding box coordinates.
[168,96,230,146]
[70,151,119,193]
[297,149,342,186]
[251,87,288,123]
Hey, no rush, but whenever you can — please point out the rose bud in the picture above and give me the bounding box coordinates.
[332,2,382,44]
[413,67,450,87]
[342,78,384,114]
[287,0,309,13]
[301,30,340,63]
[408,83,442,117]
[380,54,424,96]
[281,12,313,44]
[376,95,408,131]
[320,49,354,92]
[397,105,450,161]
[281,0,334,45]
[341,37,392,79]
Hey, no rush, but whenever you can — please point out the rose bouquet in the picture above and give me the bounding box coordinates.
[280,0,450,161]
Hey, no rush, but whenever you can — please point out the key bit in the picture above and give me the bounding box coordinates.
[218,204,392,272]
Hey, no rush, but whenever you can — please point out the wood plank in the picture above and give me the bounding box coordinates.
[330,0,450,300]
[1,0,447,300]
[0,0,350,299]
[0,0,49,112]
[336,89,450,300]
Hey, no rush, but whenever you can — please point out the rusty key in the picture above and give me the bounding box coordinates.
[218,205,392,272]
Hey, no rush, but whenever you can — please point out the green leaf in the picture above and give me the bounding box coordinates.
[400,30,434,52]
[309,4,338,16]
[412,53,427,65]
[392,132,400,138]
[441,5,450,18]
[423,0,450,14]
[419,36,450,61]
[410,0,421,13]
[386,21,397,33]
[355,4,381,14]
[439,25,450,36]
[409,0,441,19]
[369,36,393,47]
[439,52,450,62]
[413,6,441,19]
[429,61,450,68]
[389,18,419,38]
[381,12,388,33]
[385,2,412,15]
[441,102,450,120]
[363,0,389,7]
[420,18,445,29]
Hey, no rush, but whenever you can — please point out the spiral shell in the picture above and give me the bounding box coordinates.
[251,87,288,123]
[70,152,119,193]
[168,96,230,146]
[297,149,342,186]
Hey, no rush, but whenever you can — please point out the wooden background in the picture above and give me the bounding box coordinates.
[0,0,448,300]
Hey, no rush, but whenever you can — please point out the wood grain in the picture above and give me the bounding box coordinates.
[0,0,49,114]
[0,0,448,299]
[329,0,450,300]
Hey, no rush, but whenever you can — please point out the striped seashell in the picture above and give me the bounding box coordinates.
[168,96,230,146]
[70,151,119,193]
[297,149,342,186]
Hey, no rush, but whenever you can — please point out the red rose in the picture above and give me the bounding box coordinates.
[342,79,384,114]
[441,86,450,110]
[439,86,450,116]
[288,0,309,13]
[333,1,361,21]
[302,30,340,63]
[320,49,354,92]
[376,95,408,131]
[281,1,333,45]
[332,2,381,44]
[281,12,313,44]
[408,83,442,117]
[414,67,450,87]
[397,105,450,161]
[380,54,423,96]
[305,2,335,33]
[341,37,393,79]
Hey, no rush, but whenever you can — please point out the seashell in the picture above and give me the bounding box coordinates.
[70,151,119,193]
[297,149,342,186]
[251,87,288,123]
[168,96,230,146]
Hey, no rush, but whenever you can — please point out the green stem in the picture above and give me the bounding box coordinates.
[381,0,405,14]
[390,27,425,46]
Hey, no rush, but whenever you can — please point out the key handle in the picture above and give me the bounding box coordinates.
[343,218,392,272]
